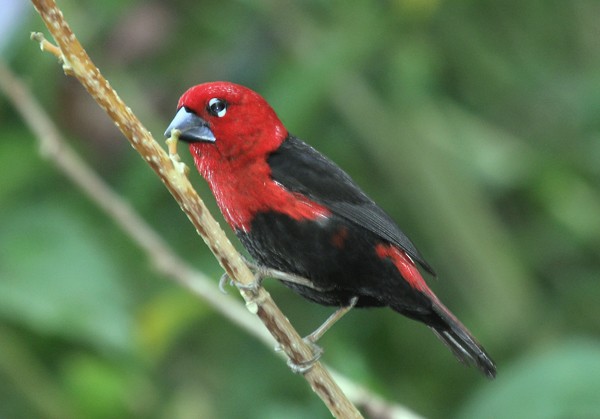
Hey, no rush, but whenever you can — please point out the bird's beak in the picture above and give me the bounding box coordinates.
[164,107,216,143]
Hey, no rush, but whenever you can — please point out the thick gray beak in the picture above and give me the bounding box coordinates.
[164,107,216,143]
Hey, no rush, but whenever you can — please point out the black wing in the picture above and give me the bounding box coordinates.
[267,135,436,276]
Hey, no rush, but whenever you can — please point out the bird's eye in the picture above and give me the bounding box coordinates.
[208,98,227,117]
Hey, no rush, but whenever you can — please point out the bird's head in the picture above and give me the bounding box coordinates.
[165,82,287,172]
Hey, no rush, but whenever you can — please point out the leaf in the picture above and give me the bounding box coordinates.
[0,204,132,353]
[458,340,600,418]
[61,354,134,419]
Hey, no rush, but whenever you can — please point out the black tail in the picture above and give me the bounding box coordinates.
[429,300,496,379]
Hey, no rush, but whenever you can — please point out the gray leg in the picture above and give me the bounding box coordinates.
[306,296,359,344]
[219,258,332,294]
[286,296,359,374]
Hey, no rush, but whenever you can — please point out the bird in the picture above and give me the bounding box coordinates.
[165,81,496,378]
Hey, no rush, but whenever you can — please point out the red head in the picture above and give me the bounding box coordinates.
[165,82,287,177]
[165,82,328,230]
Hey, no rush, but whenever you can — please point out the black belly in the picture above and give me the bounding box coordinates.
[236,211,426,309]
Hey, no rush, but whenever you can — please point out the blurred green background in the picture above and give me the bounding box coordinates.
[2,0,600,418]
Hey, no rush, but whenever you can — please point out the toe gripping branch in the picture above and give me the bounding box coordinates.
[218,257,263,294]
[284,295,358,374]
[219,259,358,374]
[219,257,322,295]
[277,338,324,374]
[218,259,323,373]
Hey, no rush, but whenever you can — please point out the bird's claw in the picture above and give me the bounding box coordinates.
[289,339,324,374]
[218,269,263,294]
[275,337,324,374]
[218,272,233,294]
[234,273,263,292]
[220,258,322,296]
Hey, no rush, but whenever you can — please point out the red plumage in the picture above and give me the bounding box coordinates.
[165,81,496,378]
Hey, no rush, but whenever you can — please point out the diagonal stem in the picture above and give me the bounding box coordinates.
[27,0,364,417]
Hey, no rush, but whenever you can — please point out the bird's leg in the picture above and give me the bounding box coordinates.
[285,343,324,374]
[305,296,359,344]
[219,270,259,294]
[219,258,329,294]
[280,296,359,374]
[219,257,261,293]
[220,260,354,374]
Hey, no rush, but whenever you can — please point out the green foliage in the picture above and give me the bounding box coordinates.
[1,0,600,417]
[459,340,600,419]
[0,204,132,352]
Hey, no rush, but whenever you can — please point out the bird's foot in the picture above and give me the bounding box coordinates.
[218,272,231,294]
[305,296,359,343]
[219,270,263,294]
[218,257,265,294]
[275,338,324,374]
[219,258,322,294]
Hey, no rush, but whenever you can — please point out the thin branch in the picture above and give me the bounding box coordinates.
[28,0,363,417]
[31,31,62,59]
[0,59,423,419]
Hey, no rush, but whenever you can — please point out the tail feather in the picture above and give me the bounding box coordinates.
[383,246,496,377]
[430,300,496,379]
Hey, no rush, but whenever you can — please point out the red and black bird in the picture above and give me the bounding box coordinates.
[165,82,496,378]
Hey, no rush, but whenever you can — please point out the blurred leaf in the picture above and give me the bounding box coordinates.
[536,168,600,245]
[0,204,132,353]
[136,289,210,362]
[160,385,214,419]
[0,325,74,419]
[61,354,138,419]
[458,339,600,419]
[0,128,49,202]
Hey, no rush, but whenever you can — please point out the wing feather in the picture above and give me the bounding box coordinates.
[268,136,436,276]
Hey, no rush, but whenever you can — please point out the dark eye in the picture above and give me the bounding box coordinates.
[208,98,227,117]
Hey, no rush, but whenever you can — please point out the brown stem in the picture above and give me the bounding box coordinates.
[28,0,363,417]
